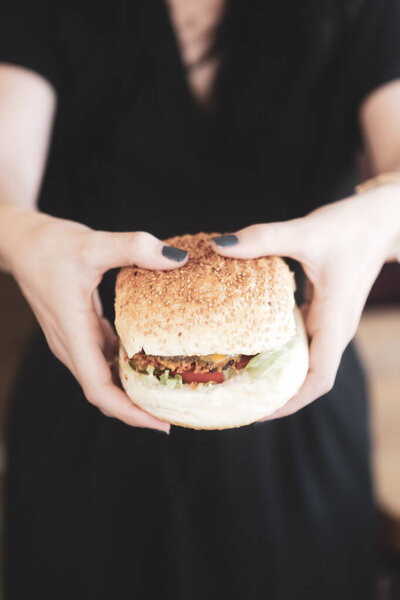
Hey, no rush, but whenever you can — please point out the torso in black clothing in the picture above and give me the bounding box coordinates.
[2,0,400,598]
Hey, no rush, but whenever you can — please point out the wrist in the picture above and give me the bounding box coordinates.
[0,202,48,274]
[355,181,400,262]
[377,182,400,262]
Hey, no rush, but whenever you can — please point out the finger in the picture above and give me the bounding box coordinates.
[299,279,314,329]
[210,219,308,261]
[92,377,170,433]
[67,311,170,433]
[265,326,343,420]
[99,408,113,418]
[92,290,119,361]
[303,277,314,305]
[262,296,349,420]
[85,230,188,272]
[92,289,103,317]
[98,316,119,363]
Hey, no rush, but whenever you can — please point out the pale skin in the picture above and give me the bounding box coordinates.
[1,8,400,430]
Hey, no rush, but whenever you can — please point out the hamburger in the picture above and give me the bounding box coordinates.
[115,232,309,429]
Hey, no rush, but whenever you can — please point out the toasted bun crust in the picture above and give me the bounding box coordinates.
[119,306,308,430]
[115,232,296,357]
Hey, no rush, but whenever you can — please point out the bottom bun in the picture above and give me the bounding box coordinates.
[119,307,309,430]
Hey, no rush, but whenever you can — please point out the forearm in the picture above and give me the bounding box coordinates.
[358,81,400,260]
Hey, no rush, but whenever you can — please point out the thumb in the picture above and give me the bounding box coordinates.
[87,230,188,272]
[210,219,307,260]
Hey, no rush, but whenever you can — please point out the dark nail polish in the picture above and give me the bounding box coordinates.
[212,234,239,247]
[162,245,188,262]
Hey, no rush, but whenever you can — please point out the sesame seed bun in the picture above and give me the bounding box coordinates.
[118,306,309,429]
[115,232,297,357]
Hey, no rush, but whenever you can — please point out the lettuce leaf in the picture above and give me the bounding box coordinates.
[244,348,288,379]
[145,365,183,389]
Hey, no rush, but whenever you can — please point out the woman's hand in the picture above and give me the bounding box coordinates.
[211,184,400,419]
[4,208,188,433]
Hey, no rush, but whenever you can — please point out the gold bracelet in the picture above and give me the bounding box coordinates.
[355,171,400,195]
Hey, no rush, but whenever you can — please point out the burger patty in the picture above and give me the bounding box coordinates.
[130,351,245,374]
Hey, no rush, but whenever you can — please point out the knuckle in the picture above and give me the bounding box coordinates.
[43,333,62,361]
[48,342,61,361]
[342,329,356,349]
[317,373,335,396]
[99,408,113,418]
[131,230,154,249]
[45,336,56,354]
[250,222,268,235]
[240,222,264,242]
[82,385,99,407]
[252,222,272,243]
[343,317,360,346]
[241,223,270,255]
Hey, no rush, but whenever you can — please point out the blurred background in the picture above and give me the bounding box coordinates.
[0,263,400,597]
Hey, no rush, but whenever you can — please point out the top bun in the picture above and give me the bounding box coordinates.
[115,232,296,357]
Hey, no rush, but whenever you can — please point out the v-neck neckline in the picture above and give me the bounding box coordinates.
[156,0,226,124]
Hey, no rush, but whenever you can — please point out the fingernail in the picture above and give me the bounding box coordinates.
[162,245,188,262]
[151,427,170,435]
[212,234,238,247]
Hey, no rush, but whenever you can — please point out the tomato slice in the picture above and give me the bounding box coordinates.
[180,370,225,384]
[235,356,251,370]
[178,356,252,384]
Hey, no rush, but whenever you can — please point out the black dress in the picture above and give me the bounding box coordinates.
[1,1,400,598]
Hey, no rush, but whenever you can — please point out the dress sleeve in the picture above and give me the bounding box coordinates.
[351,0,400,106]
[0,0,66,91]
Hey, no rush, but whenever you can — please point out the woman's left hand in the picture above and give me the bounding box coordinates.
[211,185,400,419]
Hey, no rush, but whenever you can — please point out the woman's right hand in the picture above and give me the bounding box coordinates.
[4,208,188,433]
